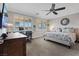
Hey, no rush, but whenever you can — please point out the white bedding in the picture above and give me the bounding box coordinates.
[44,32,76,46]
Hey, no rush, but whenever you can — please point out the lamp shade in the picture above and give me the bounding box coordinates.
[7,23,13,27]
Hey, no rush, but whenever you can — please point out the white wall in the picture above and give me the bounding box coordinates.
[50,13,79,28]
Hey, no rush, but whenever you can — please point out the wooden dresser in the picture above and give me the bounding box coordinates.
[0,32,27,56]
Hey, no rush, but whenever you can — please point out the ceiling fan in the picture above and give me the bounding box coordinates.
[42,3,66,15]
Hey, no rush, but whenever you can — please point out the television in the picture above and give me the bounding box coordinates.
[2,3,8,28]
[0,13,2,28]
[0,3,3,28]
[0,3,8,36]
[0,3,8,28]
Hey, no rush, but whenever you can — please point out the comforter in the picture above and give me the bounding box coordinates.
[44,32,76,46]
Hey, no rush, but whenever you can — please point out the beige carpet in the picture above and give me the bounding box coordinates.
[27,37,79,56]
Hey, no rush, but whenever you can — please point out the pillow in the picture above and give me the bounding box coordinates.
[52,27,62,32]
[62,27,75,33]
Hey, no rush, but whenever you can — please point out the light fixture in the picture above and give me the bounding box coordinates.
[7,23,13,28]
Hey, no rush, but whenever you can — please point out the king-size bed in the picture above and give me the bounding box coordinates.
[43,27,77,48]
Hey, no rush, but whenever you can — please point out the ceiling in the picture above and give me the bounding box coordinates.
[7,3,79,19]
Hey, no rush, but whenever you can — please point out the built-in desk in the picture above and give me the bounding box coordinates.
[0,32,27,56]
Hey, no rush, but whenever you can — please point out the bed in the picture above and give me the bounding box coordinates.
[44,28,76,48]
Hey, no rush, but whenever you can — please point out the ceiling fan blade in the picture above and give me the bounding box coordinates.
[46,11,51,15]
[51,3,55,9]
[53,11,58,15]
[55,7,66,11]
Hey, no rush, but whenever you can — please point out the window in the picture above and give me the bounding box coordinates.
[24,22,32,27]
[39,23,46,29]
[15,22,19,27]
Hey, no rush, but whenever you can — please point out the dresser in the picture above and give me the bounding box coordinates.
[0,32,27,56]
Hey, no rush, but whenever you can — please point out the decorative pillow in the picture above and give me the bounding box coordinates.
[62,27,75,33]
[51,27,75,33]
[52,27,62,32]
